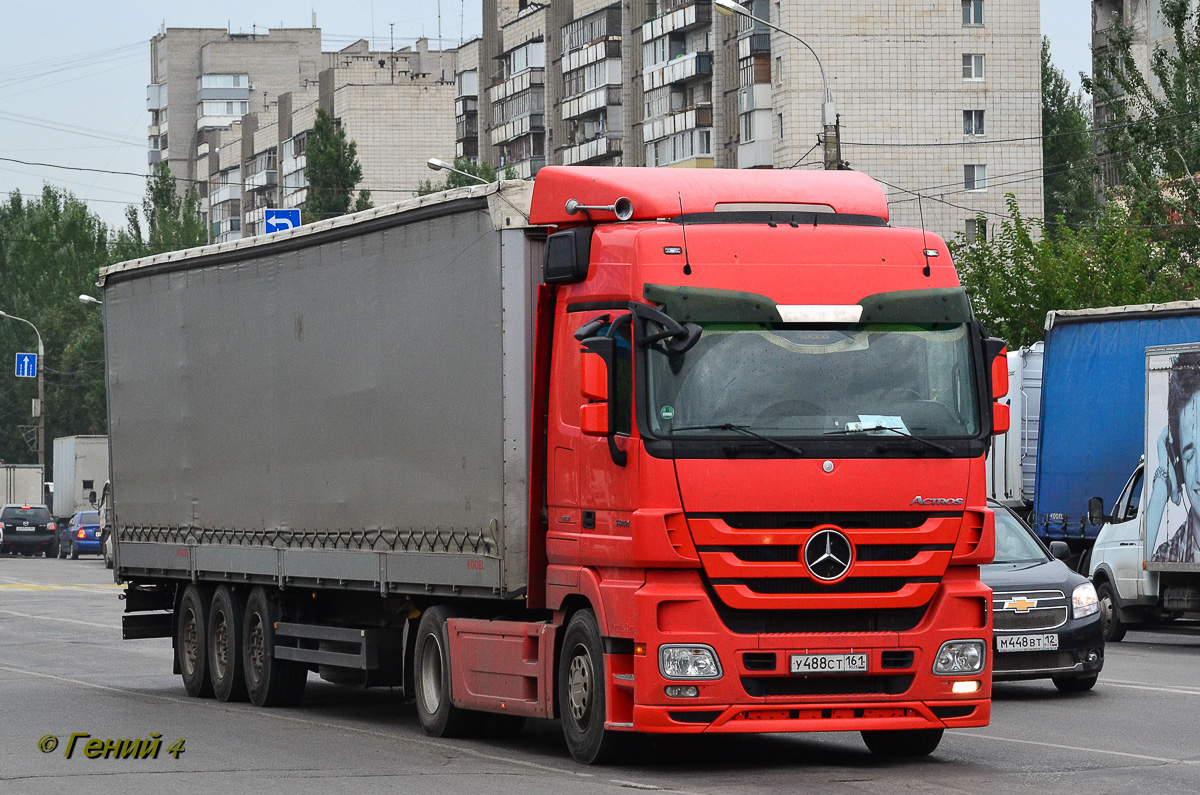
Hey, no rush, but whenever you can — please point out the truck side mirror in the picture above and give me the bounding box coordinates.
[580,351,609,436]
[1049,541,1071,561]
[988,342,1009,400]
[1087,496,1106,527]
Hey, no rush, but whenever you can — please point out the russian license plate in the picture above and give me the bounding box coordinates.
[997,633,1059,652]
[790,653,869,674]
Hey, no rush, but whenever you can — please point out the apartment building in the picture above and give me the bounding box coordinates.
[149,27,456,241]
[470,0,1043,242]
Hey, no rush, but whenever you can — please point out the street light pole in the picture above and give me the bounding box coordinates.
[713,0,840,169]
[0,310,45,468]
[426,157,490,185]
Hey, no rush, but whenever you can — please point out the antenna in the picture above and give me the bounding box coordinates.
[915,191,935,278]
[678,194,692,276]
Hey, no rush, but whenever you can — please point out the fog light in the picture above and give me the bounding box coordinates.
[1086,649,1100,664]
[952,680,981,694]
[665,685,699,698]
[934,640,986,675]
[659,644,723,679]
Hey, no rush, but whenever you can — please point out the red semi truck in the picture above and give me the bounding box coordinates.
[103,167,1004,764]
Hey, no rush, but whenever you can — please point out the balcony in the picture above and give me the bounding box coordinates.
[490,68,545,103]
[642,52,713,92]
[562,39,622,72]
[490,114,545,146]
[209,182,241,205]
[562,85,622,120]
[641,2,712,42]
[738,137,774,169]
[643,106,713,143]
[562,135,622,166]
[737,32,771,59]
[246,169,278,191]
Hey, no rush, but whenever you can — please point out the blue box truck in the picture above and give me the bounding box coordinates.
[1032,301,1200,570]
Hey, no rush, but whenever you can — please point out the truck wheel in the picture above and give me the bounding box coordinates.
[177,585,214,698]
[208,586,249,702]
[1097,581,1127,642]
[861,728,944,756]
[242,586,307,707]
[1052,674,1097,693]
[558,610,623,764]
[70,541,79,560]
[413,606,471,738]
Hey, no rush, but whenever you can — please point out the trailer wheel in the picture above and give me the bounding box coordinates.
[242,586,307,707]
[177,584,214,698]
[208,586,249,702]
[861,728,944,756]
[558,610,622,764]
[413,606,470,738]
[1097,581,1127,642]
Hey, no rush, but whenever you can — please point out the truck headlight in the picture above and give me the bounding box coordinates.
[933,640,985,675]
[659,644,722,679]
[1072,582,1099,619]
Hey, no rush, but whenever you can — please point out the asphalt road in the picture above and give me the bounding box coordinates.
[2,555,1198,794]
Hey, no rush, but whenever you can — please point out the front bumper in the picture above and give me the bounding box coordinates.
[992,614,1104,682]
[620,568,992,734]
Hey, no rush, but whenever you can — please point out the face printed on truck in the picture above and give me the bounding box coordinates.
[1180,392,1200,518]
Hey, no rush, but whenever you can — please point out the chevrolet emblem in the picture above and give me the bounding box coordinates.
[1003,597,1038,612]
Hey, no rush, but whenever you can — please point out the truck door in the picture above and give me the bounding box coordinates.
[1097,465,1145,600]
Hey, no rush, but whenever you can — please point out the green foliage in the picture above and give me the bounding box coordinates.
[1042,37,1098,229]
[303,108,372,220]
[1087,0,1200,257]
[416,159,514,196]
[0,186,109,468]
[953,196,1196,347]
[112,161,207,259]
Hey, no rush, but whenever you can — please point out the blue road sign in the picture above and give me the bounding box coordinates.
[265,208,302,233]
[15,352,37,378]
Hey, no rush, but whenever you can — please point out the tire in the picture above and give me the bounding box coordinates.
[57,541,67,559]
[861,728,944,756]
[70,541,79,560]
[1052,674,1098,693]
[413,606,471,738]
[1097,581,1127,643]
[103,533,113,569]
[242,586,307,707]
[558,610,623,764]
[177,584,214,698]
[208,586,249,702]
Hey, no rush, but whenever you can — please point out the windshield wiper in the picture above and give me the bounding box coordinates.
[823,425,953,455]
[667,423,803,456]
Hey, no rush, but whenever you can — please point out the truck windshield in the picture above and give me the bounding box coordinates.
[645,323,980,440]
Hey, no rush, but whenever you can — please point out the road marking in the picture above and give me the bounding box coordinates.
[0,609,121,629]
[0,664,699,793]
[950,730,1200,765]
[1101,679,1200,696]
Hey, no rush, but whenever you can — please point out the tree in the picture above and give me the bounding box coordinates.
[112,161,207,260]
[1088,0,1200,259]
[0,186,110,469]
[953,196,1196,347]
[303,108,373,220]
[1042,37,1098,230]
[416,158,501,196]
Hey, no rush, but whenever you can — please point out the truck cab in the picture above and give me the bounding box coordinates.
[1088,458,1158,640]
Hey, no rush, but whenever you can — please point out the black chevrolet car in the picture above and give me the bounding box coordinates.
[0,504,57,557]
[984,501,1105,693]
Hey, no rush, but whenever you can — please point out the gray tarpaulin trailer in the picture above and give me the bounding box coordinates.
[100,181,540,601]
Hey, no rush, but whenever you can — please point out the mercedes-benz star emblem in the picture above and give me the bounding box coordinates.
[804,528,853,581]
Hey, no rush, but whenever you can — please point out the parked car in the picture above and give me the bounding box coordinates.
[58,510,102,559]
[0,504,57,557]
[984,501,1105,692]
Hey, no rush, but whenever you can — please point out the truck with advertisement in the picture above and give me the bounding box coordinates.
[1088,342,1200,641]
[1031,303,1200,571]
[101,167,1005,763]
[51,435,109,523]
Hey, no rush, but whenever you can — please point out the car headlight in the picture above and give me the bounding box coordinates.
[933,640,985,675]
[659,644,722,679]
[1072,582,1099,619]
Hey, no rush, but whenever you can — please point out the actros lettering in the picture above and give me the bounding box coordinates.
[910,496,965,506]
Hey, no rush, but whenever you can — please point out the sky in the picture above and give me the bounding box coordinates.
[0,1,1089,231]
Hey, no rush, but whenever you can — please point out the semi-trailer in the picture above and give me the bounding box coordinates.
[102,167,1005,763]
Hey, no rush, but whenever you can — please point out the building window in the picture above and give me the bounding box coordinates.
[962,54,985,80]
[962,0,983,25]
[965,217,987,240]
[741,112,754,141]
[778,113,784,139]
[963,109,985,135]
[964,164,987,191]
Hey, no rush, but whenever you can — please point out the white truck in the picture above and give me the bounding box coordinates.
[986,342,1044,514]
[52,435,108,523]
[1,463,44,505]
[1088,343,1200,640]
